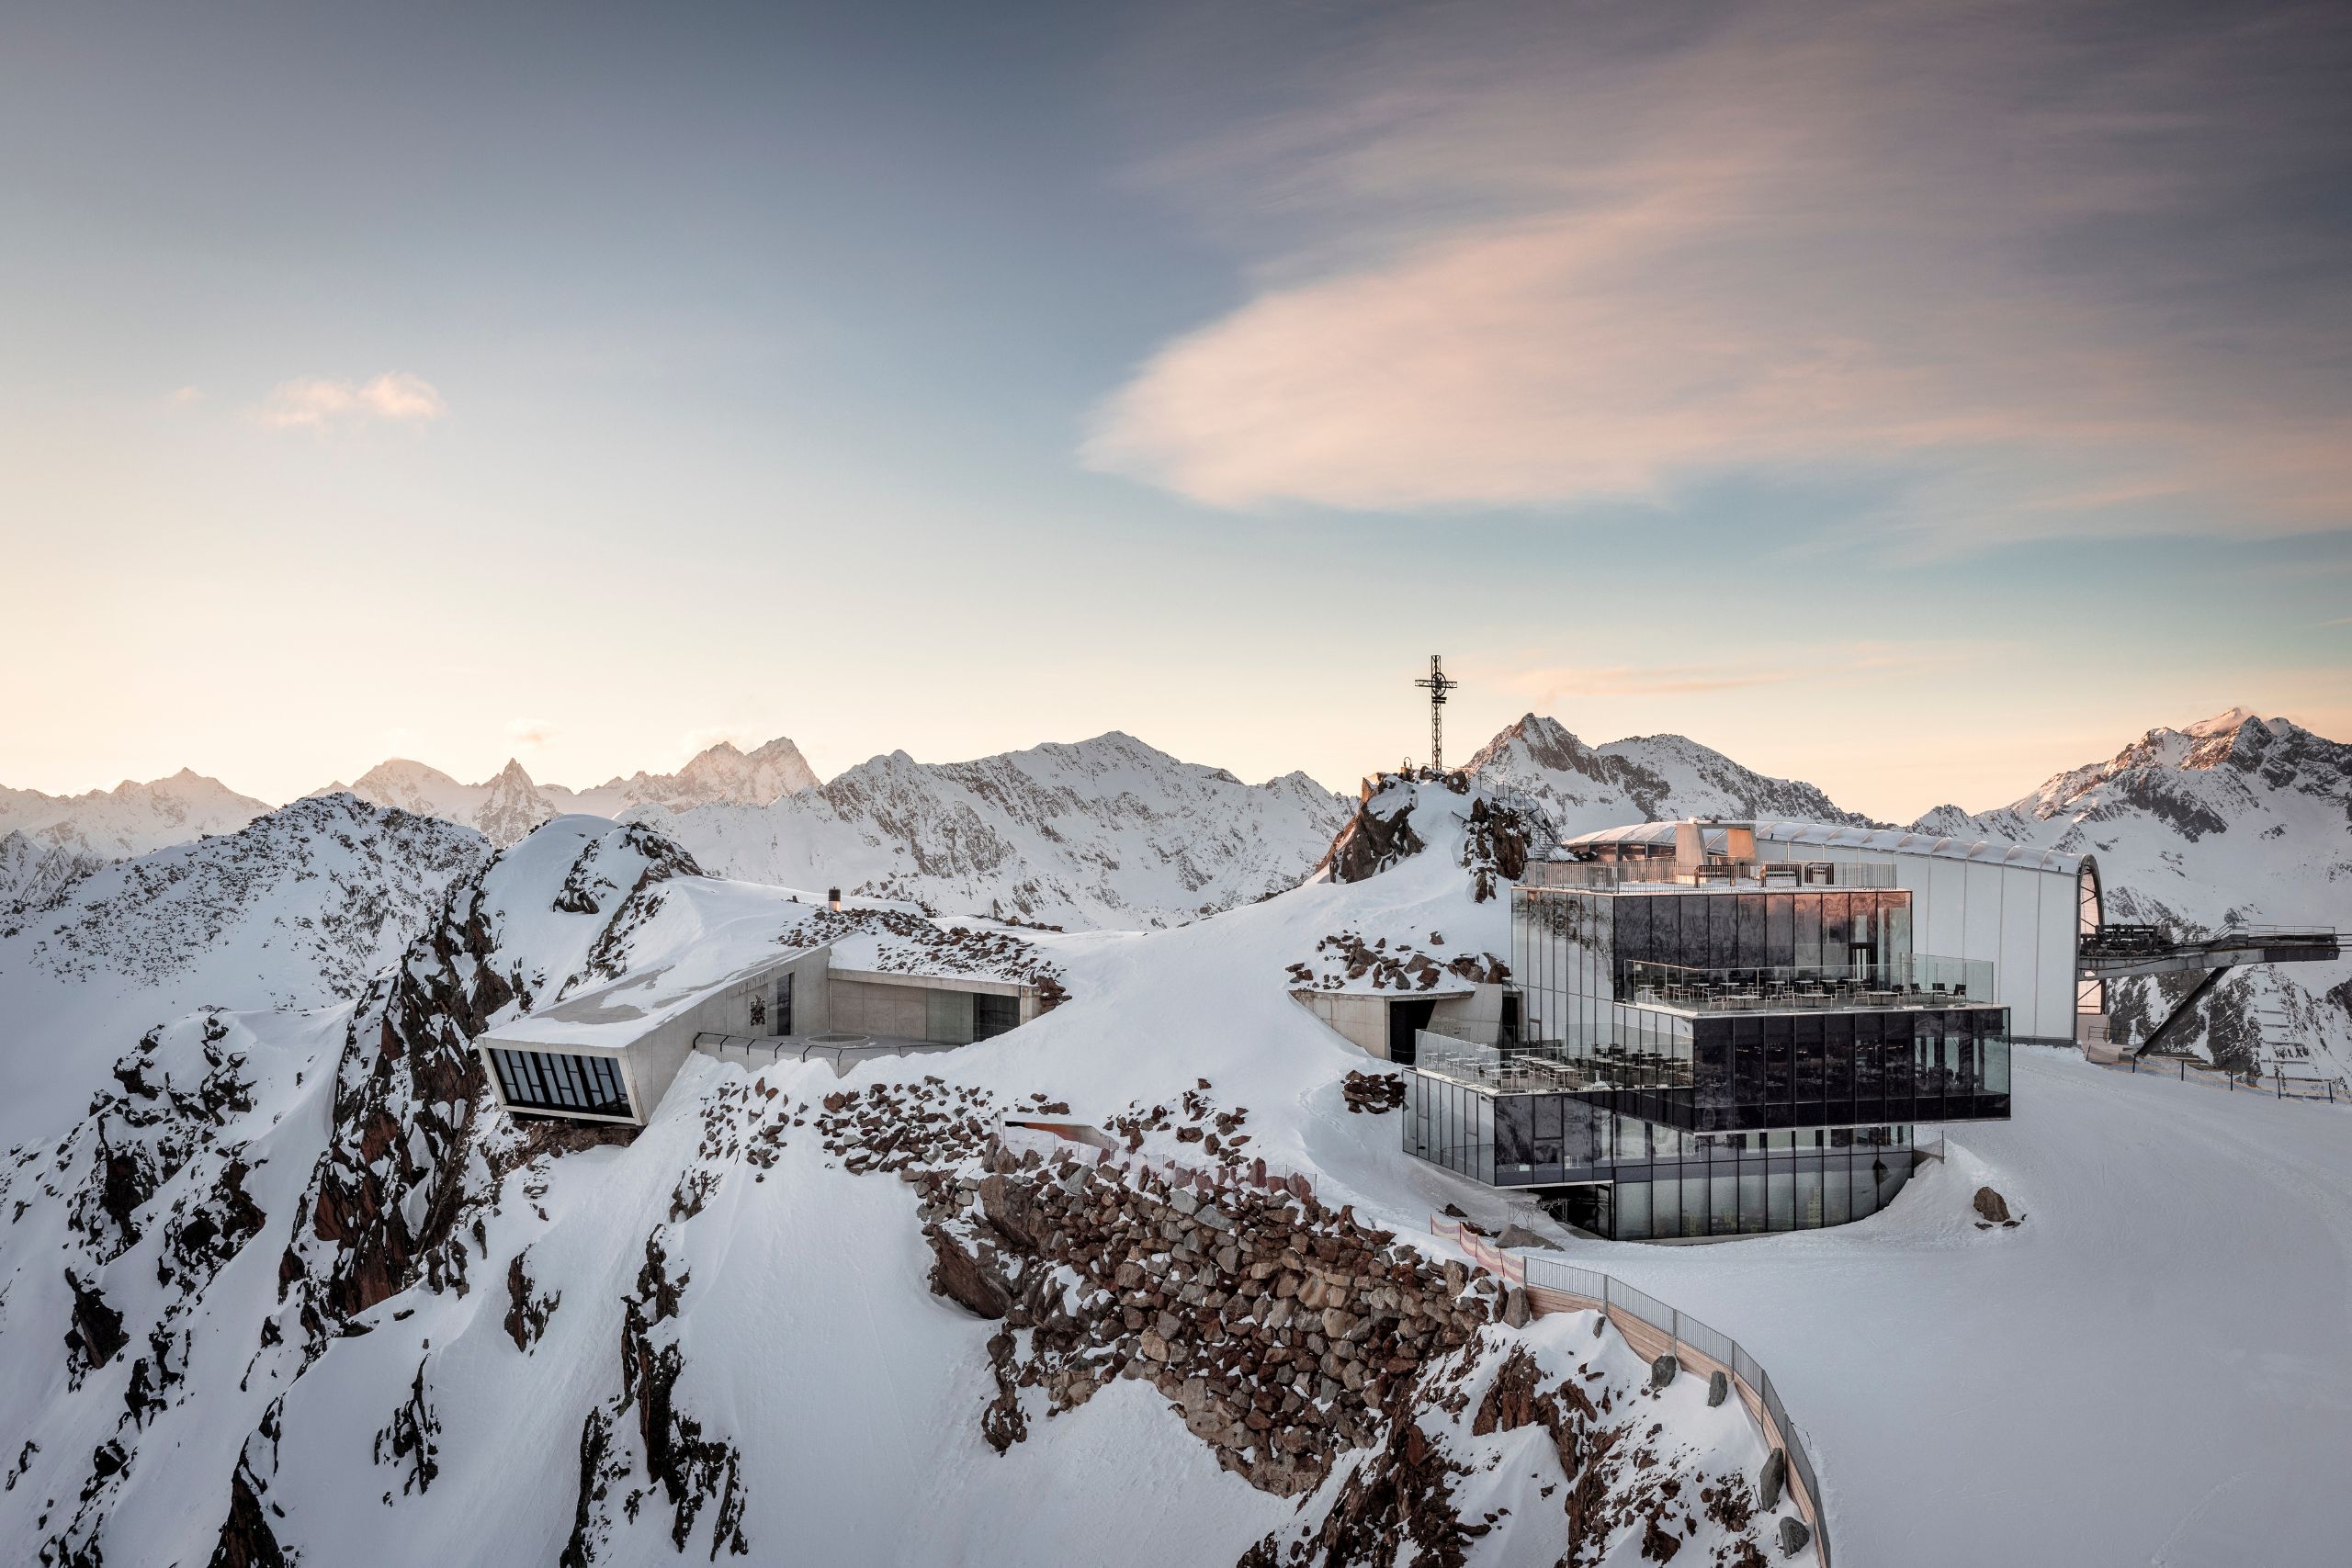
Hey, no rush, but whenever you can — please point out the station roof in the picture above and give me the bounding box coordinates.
[482,943,825,1053]
[1562,820,2088,876]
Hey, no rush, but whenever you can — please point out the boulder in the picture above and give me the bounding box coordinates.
[1494,1224,1557,1251]
[1777,1516,1811,1558]
[1758,1447,1786,1510]
[1973,1186,2013,1224]
[1500,1287,1532,1328]
[1706,1370,1729,1408]
[926,1230,1012,1320]
[1649,1353,1678,1390]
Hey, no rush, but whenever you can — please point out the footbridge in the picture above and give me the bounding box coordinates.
[2078,924,2342,1056]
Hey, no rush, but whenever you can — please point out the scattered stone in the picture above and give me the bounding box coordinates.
[1340,1071,1408,1115]
[1778,1516,1812,1557]
[1707,1370,1729,1408]
[1494,1224,1557,1251]
[1758,1448,1786,1511]
[1649,1354,1679,1390]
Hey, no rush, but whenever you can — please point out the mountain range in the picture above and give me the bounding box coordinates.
[2,712,2344,1567]
[3,708,2344,1072]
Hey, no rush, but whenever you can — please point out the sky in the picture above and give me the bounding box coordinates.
[3,0,2347,822]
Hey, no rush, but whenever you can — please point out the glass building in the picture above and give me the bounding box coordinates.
[1402,858,2012,1238]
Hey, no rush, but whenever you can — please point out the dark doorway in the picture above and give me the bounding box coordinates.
[973,991,1020,1040]
[1389,998,1438,1064]
[773,974,793,1037]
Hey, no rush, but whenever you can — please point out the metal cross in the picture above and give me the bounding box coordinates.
[1415,654,1458,772]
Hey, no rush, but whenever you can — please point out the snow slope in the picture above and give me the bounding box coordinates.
[636,730,1352,930]
[0,794,487,1147]
[1579,1047,2352,1567]
[1918,710,2352,1079]
[1467,715,1871,838]
[0,767,272,860]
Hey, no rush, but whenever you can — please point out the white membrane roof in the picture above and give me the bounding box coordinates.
[1563,820,2088,876]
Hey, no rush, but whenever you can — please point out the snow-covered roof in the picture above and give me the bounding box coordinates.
[484,942,825,1053]
[1564,820,2089,876]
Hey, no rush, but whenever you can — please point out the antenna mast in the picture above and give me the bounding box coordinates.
[1415,654,1459,773]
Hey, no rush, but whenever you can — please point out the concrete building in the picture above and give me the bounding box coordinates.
[1291,984,1510,1064]
[478,943,1046,1127]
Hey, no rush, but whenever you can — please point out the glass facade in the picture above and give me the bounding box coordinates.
[488,1047,632,1119]
[1404,875,2015,1238]
[1403,1072,1917,1237]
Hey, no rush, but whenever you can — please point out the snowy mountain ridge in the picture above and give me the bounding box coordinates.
[0,794,489,1146]
[633,729,1356,931]
[0,767,272,863]
[1912,709,2352,1076]
[315,735,824,846]
[1464,713,1871,836]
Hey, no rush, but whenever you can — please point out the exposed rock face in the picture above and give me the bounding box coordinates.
[786,1081,1795,1564]
[1324,779,1430,884]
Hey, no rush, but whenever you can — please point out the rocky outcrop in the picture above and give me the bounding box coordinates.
[1342,1071,1408,1114]
[910,1140,1497,1497]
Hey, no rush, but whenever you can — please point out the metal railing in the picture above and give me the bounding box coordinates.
[2094,1054,2346,1103]
[1521,859,1895,891]
[1433,1217,1831,1565]
[1415,1028,1694,1096]
[1626,955,1992,1013]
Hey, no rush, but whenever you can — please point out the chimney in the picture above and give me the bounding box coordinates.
[827,886,842,912]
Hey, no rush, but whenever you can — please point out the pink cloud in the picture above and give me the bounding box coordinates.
[258,372,447,430]
[1085,2,2352,539]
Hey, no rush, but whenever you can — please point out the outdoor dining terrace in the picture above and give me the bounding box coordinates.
[1416,1030,1695,1097]
[1626,955,1993,1013]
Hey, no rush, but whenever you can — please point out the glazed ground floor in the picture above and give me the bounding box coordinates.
[1402,1066,1939,1237]
[1537,1136,1922,1239]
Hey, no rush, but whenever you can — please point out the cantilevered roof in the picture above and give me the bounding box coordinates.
[1564,820,2087,876]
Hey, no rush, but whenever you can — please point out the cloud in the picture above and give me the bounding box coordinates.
[258,372,447,430]
[1086,1,2352,540]
[504,718,558,747]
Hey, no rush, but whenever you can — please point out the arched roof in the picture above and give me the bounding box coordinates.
[1563,819,2089,877]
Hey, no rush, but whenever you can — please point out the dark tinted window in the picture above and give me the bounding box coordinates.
[490,1048,631,1119]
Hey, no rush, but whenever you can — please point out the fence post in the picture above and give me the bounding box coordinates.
[1670,1308,1680,1360]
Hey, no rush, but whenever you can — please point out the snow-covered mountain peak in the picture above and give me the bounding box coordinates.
[0,767,272,861]
[1466,712,1871,834]
[2183,705,2266,739]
